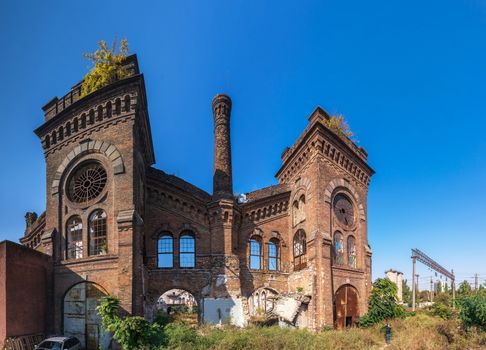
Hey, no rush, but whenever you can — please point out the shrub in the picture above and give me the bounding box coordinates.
[81,38,132,97]
[432,302,452,320]
[323,115,354,138]
[358,278,405,327]
[458,295,486,331]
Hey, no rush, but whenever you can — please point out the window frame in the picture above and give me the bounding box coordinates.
[88,209,107,256]
[267,238,280,271]
[179,231,196,269]
[293,230,307,270]
[249,236,263,270]
[333,231,345,266]
[157,233,174,268]
[66,215,83,260]
[347,235,357,268]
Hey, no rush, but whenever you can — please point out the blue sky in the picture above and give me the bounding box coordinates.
[1,0,485,289]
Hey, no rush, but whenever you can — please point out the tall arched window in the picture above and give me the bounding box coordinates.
[268,239,279,271]
[97,105,103,121]
[73,117,79,132]
[65,122,71,137]
[106,101,112,118]
[180,231,195,268]
[89,109,95,125]
[298,195,306,223]
[293,230,307,270]
[81,114,86,129]
[44,135,50,149]
[333,231,344,266]
[249,237,262,270]
[292,201,299,226]
[66,216,83,259]
[347,236,357,268]
[124,95,131,112]
[88,209,107,256]
[115,98,121,114]
[158,233,173,268]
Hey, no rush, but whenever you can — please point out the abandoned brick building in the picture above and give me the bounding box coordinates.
[6,55,374,348]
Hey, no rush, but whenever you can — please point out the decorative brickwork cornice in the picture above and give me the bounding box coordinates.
[276,107,375,187]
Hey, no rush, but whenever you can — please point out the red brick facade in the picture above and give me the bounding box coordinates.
[15,54,374,344]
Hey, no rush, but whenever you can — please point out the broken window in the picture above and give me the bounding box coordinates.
[347,235,357,268]
[158,233,173,268]
[333,231,344,266]
[180,231,195,268]
[249,237,262,270]
[268,239,279,271]
[88,209,107,256]
[66,216,83,259]
[293,229,307,270]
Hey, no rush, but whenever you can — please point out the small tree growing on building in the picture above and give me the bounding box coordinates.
[81,38,132,97]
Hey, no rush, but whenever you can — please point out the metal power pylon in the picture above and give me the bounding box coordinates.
[411,248,455,311]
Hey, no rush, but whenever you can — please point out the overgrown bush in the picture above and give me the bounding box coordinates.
[81,38,132,97]
[358,278,406,327]
[323,115,354,138]
[458,295,486,331]
[432,302,453,320]
[97,296,163,350]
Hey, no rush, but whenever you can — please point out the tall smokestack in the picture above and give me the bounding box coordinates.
[212,94,233,199]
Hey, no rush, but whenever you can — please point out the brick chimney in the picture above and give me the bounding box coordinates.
[212,94,233,199]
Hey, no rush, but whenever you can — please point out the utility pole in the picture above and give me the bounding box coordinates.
[430,277,434,302]
[412,257,416,311]
[452,270,456,310]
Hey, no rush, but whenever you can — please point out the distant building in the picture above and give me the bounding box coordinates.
[385,269,403,303]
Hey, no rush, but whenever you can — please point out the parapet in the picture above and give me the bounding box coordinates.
[41,54,140,122]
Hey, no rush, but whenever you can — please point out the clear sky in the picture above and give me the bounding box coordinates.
[1,0,485,290]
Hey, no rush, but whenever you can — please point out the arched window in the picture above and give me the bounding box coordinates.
[292,201,299,226]
[97,105,103,121]
[88,209,107,256]
[333,231,344,266]
[106,101,112,118]
[73,117,79,132]
[66,216,83,259]
[124,95,131,112]
[115,98,121,114]
[58,126,64,140]
[44,135,50,149]
[65,122,71,136]
[298,195,306,223]
[52,130,57,144]
[347,236,357,268]
[249,237,262,270]
[293,230,306,270]
[179,231,195,268]
[158,233,173,268]
[268,239,279,271]
[81,114,86,129]
[89,109,95,124]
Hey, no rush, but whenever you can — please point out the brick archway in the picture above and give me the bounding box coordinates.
[324,178,365,222]
[51,140,125,195]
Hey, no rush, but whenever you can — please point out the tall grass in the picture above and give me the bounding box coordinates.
[157,313,486,350]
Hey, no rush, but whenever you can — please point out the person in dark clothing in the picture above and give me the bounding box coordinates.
[384,323,392,345]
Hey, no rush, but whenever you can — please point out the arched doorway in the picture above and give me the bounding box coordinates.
[157,289,198,325]
[63,282,108,350]
[334,284,359,328]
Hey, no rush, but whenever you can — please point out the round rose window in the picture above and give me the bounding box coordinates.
[67,162,107,203]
